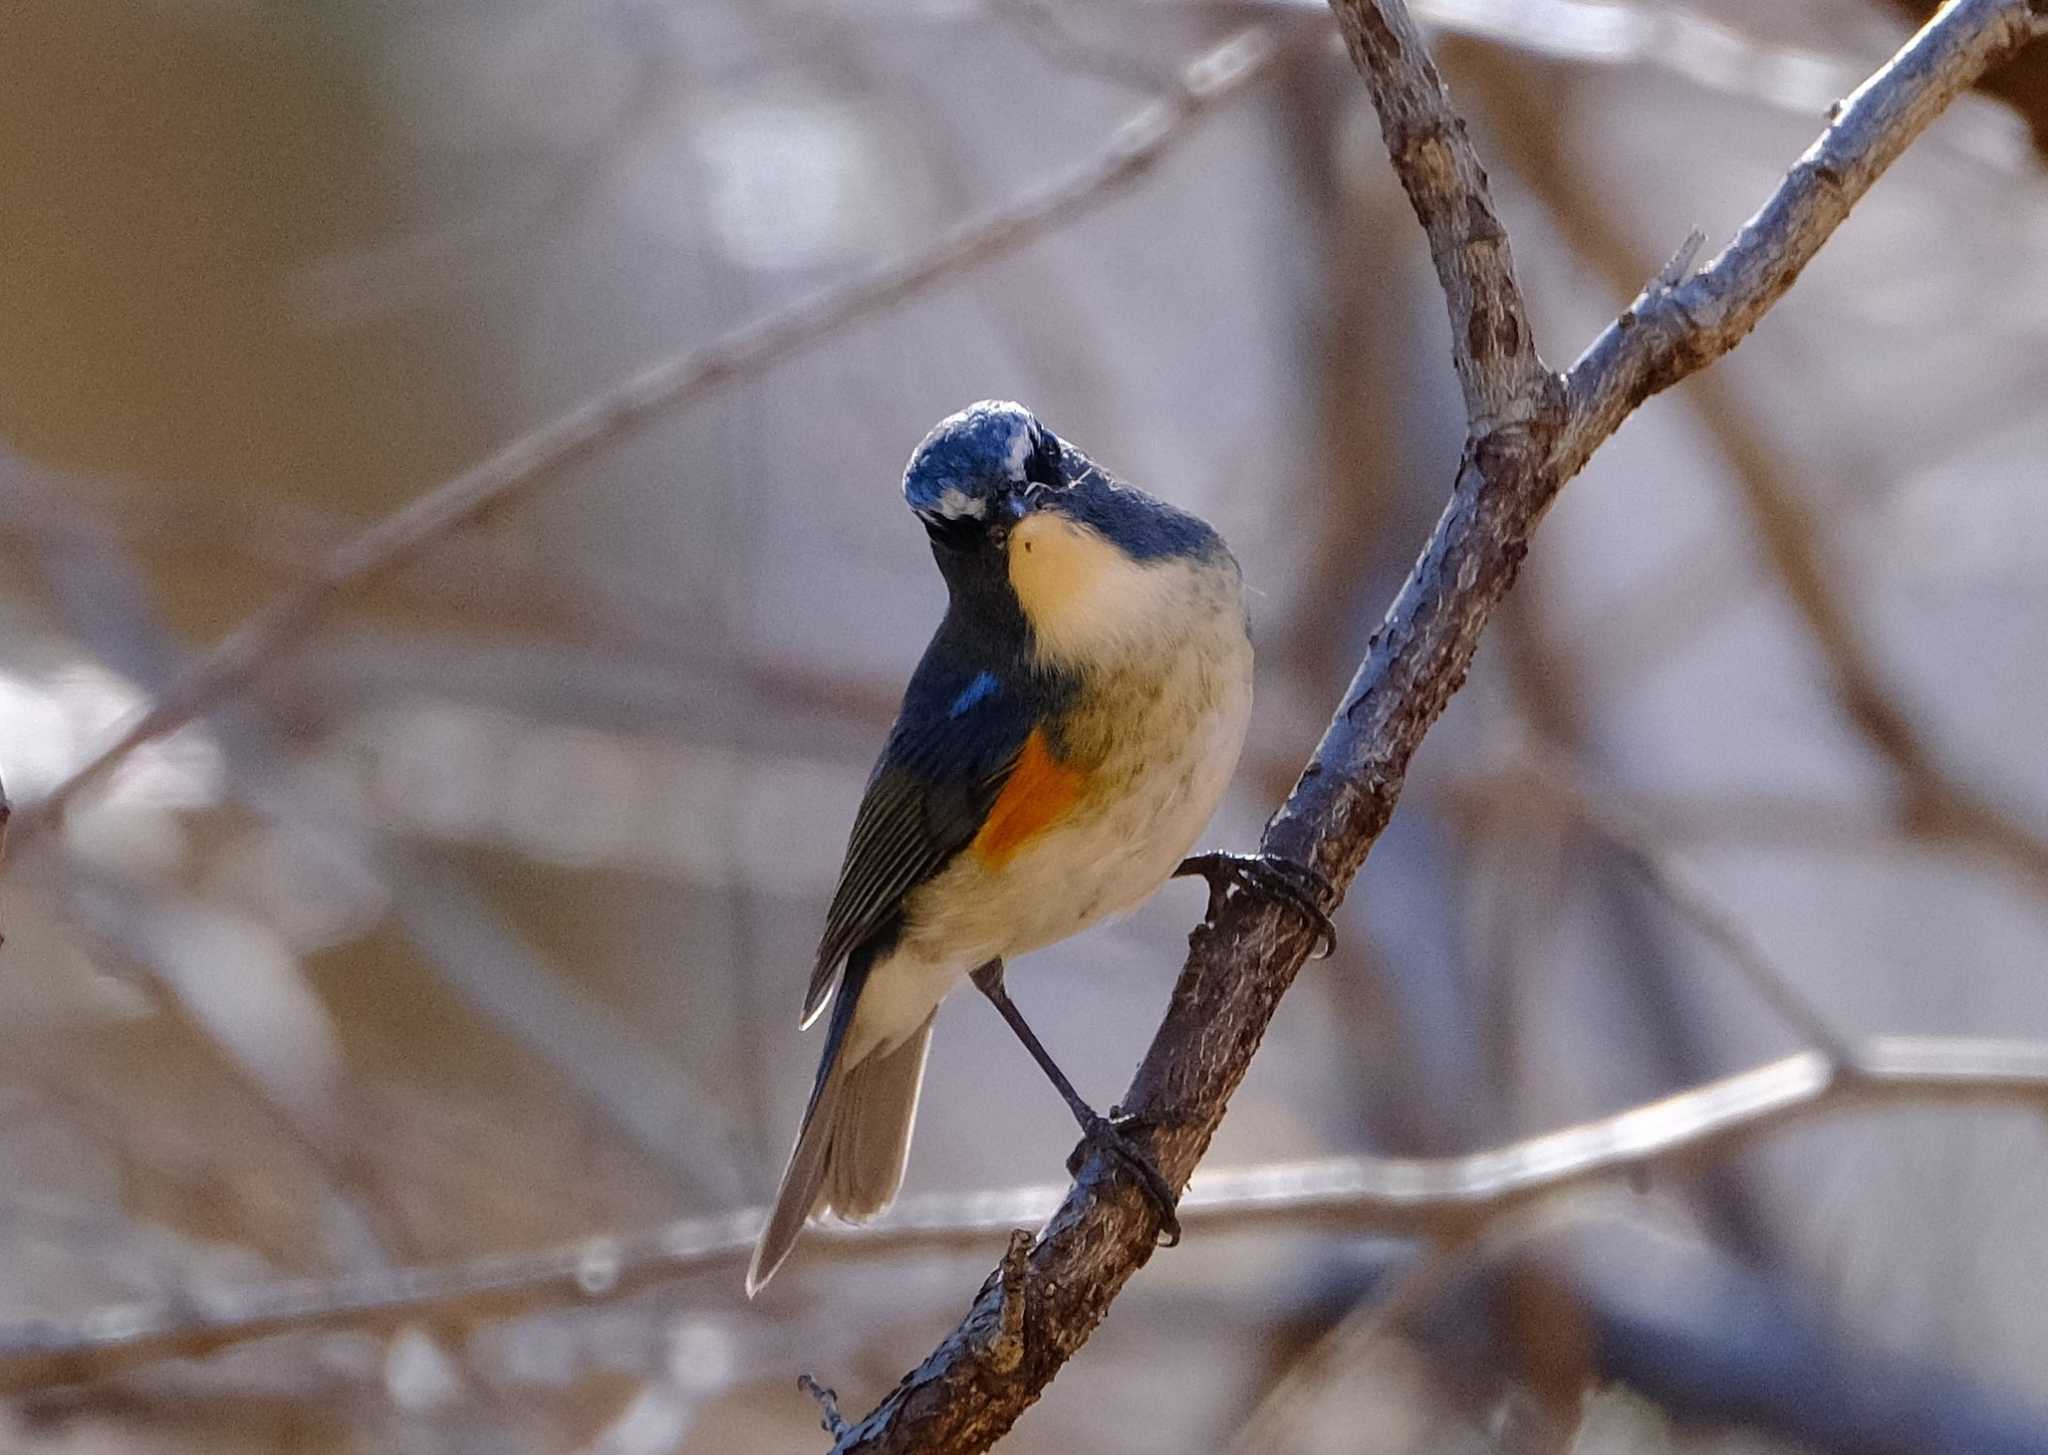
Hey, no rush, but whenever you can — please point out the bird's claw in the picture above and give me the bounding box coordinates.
[1175,851,1338,959]
[1068,1110,1181,1247]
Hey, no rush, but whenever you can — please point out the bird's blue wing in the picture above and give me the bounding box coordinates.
[801,661,1043,1025]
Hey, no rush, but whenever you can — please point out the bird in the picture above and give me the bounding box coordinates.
[746,401,1333,1296]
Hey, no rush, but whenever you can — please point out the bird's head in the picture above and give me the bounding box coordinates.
[901,401,1231,660]
[901,400,1064,553]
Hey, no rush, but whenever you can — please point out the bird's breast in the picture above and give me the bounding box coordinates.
[911,585,1253,965]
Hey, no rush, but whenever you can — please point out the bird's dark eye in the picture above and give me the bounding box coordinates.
[920,511,980,550]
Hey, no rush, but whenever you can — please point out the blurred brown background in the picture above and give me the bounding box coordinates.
[3,0,2048,1450]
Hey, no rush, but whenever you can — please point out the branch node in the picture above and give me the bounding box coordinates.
[1655,228,1709,292]
[969,1229,1034,1375]
[800,1373,852,1440]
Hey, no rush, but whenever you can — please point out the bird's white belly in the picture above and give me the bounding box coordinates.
[845,632,1252,1066]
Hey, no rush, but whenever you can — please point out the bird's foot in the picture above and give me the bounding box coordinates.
[1067,1109,1181,1247]
[1175,850,1337,959]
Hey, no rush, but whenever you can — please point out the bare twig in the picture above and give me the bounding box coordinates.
[801,1375,854,1440]
[1556,0,2048,484]
[1460,40,2048,903]
[825,3,2045,1449]
[958,0,1973,151]
[13,0,2028,1436]
[1492,587,1793,1266]
[5,19,1313,850]
[1890,0,2048,158]
[3,1035,2041,1393]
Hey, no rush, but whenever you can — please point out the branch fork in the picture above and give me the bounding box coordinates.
[823,2,2045,1447]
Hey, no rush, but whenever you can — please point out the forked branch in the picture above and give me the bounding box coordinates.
[830,2,2046,1449]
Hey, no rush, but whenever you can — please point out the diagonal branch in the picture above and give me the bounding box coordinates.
[4,18,1317,849]
[828,2,2046,1450]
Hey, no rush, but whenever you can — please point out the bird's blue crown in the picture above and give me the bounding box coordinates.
[901,401,1047,522]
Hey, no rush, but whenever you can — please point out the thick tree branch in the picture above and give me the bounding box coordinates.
[3,1035,2041,1394]
[5,18,1315,848]
[831,2,2046,1450]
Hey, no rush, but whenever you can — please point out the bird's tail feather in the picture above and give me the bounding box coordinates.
[826,1011,934,1219]
[746,1010,935,1297]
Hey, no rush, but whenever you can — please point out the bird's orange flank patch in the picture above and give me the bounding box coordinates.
[972,729,1084,869]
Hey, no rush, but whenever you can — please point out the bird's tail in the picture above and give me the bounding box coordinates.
[746,1005,936,1297]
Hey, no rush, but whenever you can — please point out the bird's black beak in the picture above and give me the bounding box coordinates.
[981,484,1033,551]
[997,484,1034,525]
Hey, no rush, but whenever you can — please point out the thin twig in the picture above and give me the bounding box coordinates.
[827,3,2044,1449]
[801,1375,854,1440]
[13,0,2030,1438]
[4,18,1315,850]
[1555,0,2048,483]
[1462,39,2048,904]
[2,1035,2041,1393]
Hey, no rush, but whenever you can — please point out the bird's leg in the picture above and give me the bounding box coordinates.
[1175,851,1338,959]
[968,960,1181,1246]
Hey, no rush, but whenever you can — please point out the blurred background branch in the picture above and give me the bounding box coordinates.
[6,15,1321,845]
[5,1031,2042,1396]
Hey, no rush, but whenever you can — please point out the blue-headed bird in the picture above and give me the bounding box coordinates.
[747,402,1331,1295]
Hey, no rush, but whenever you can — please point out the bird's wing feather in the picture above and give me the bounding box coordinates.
[801,664,1040,1024]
